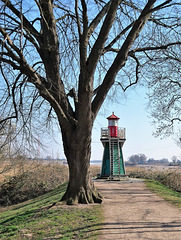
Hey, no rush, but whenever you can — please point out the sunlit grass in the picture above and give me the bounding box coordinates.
[0,182,103,240]
[145,180,181,208]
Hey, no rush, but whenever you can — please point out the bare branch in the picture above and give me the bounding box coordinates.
[34,0,49,30]
[81,0,88,33]
[87,0,122,76]
[0,64,10,95]
[169,80,181,88]
[0,116,17,125]
[75,0,82,36]
[87,0,112,38]
[171,118,181,123]
[118,52,140,92]
[151,0,172,12]
[0,57,21,70]
[92,0,157,116]
[0,0,42,44]
[130,42,181,54]
[149,16,180,29]
[0,26,22,59]
[79,0,89,66]
[103,21,135,53]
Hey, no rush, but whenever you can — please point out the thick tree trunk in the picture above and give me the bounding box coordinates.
[60,122,102,205]
[61,159,102,204]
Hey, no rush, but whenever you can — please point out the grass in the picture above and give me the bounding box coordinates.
[0,182,103,240]
[126,166,181,192]
[145,180,181,208]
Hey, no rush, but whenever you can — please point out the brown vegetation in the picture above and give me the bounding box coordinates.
[126,166,181,193]
[0,160,101,206]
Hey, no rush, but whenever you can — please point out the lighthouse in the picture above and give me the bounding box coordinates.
[100,112,126,178]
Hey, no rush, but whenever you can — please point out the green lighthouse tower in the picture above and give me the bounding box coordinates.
[100,112,126,178]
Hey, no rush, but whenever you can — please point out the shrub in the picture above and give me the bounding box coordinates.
[0,164,69,206]
[160,172,181,192]
[127,166,181,193]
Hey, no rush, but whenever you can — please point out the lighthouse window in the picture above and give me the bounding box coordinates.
[108,120,118,126]
[109,120,115,126]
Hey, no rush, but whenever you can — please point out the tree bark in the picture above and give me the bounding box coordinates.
[60,123,102,204]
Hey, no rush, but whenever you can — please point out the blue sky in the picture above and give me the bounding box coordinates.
[43,85,180,162]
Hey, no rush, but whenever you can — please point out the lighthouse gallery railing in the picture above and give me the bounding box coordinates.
[101,127,126,139]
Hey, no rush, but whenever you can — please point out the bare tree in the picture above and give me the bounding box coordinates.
[147,45,181,147]
[0,0,180,204]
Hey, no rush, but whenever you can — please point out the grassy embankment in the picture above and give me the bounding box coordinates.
[1,162,181,239]
[127,166,181,208]
[0,183,103,240]
[0,163,102,240]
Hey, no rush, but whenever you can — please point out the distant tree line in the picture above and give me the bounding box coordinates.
[126,154,181,166]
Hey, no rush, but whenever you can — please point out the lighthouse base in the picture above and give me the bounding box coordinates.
[100,140,125,178]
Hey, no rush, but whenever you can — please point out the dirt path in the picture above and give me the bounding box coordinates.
[94,178,181,240]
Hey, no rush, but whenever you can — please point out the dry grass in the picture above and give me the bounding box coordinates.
[0,159,41,183]
[126,166,181,193]
[0,160,101,183]
[0,159,101,206]
[0,160,101,182]
[0,162,69,206]
[90,165,101,177]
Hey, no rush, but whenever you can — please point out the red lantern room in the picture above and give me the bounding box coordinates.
[107,112,120,138]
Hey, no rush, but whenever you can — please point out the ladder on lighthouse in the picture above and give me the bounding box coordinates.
[109,139,121,178]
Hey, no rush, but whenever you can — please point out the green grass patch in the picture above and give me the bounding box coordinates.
[145,180,181,208]
[0,182,103,240]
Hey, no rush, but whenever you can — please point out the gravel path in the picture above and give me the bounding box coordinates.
[94,178,181,240]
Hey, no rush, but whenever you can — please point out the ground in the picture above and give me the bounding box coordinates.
[95,178,181,240]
